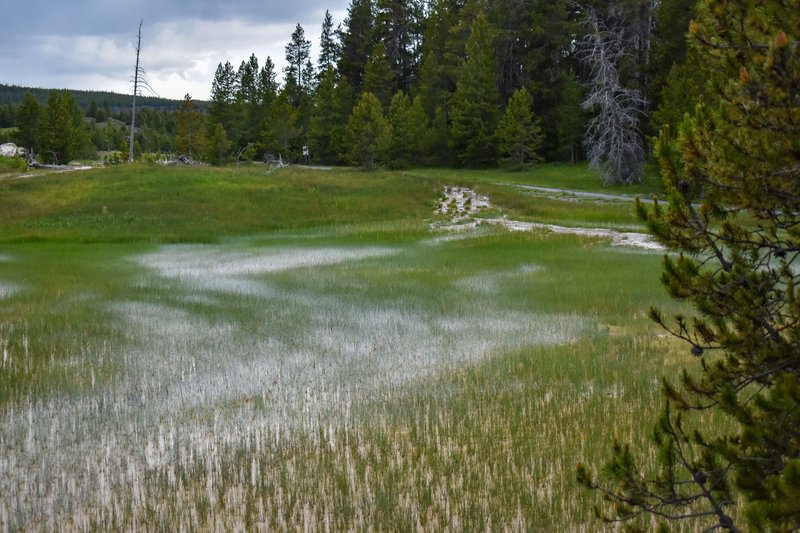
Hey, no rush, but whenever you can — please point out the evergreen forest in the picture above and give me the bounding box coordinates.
[2,0,699,184]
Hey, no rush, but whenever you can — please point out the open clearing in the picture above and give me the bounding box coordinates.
[0,164,691,531]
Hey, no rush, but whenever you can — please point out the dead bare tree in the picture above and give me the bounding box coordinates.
[580,6,647,185]
[129,19,155,162]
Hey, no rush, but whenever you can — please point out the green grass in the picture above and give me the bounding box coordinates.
[408,162,665,196]
[476,182,644,228]
[0,155,27,175]
[0,164,438,242]
[0,163,723,531]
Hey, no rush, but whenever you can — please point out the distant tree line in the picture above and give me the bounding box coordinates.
[6,90,178,164]
[0,83,187,114]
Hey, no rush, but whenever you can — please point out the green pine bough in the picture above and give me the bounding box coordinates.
[579,0,800,531]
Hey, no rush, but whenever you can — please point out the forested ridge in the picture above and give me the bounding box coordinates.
[2,0,699,182]
[0,83,193,112]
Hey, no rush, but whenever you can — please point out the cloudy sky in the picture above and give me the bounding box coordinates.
[1,0,350,100]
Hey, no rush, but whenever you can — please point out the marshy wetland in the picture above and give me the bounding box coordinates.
[0,163,693,530]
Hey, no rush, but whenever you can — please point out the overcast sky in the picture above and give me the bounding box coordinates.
[0,0,350,100]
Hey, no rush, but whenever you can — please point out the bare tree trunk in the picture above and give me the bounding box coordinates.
[580,5,647,185]
[129,19,143,163]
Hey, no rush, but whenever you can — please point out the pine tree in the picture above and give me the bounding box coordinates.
[204,122,231,165]
[522,0,582,160]
[257,57,278,118]
[337,0,375,93]
[333,76,356,155]
[39,90,86,164]
[425,106,451,166]
[488,0,529,100]
[362,41,396,109]
[555,72,585,163]
[579,0,800,530]
[237,54,259,107]
[448,11,500,167]
[343,91,389,168]
[15,92,41,153]
[209,61,237,138]
[496,87,543,170]
[175,94,206,158]
[650,49,707,137]
[262,89,299,159]
[416,0,459,120]
[375,0,424,93]
[86,100,98,121]
[309,67,349,164]
[285,24,312,104]
[0,104,14,129]
[385,91,427,168]
[68,94,93,160]
[236,54,261,146]
[317,10,340,81]
[648,0,699,113]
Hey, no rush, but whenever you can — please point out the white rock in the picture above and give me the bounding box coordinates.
[0,143,17,157]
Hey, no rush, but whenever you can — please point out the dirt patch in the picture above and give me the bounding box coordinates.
[436,185,492,221]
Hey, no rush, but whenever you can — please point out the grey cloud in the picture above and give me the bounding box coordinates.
[1,0,349,98]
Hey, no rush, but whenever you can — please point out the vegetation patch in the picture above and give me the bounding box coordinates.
[0,164,683,530]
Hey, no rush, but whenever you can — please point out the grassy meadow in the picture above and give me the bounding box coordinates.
[0,162,702,530]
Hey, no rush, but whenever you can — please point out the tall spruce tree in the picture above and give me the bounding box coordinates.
[257,57,278,119]
[650,48,708,139]
[262,89,299,159]
[237,54,259,108]
[16,92,41,153]
[647,0,699,113]
[556,72,586,163]
[344,91,389,168]
[526,0,582,160]
[496,87,543,170]
[235,54,261,147]
[385,91,428,168]
[204,122,231,165]
[375,0,423,93]
[579,0,800,531]
[337,0,375,93]
[416,0,459,119]
[285,24,313,104]
[362,41,396,109]
[448,11,500,167]
[175,94,206,158]
[39,91,89,164]
[317,10,340,81]
[415,0,462,164]
[488,0,540,102]
[209,61,237,137]
[309,67,343,164]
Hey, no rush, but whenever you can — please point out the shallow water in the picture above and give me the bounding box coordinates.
[0,241,594,528]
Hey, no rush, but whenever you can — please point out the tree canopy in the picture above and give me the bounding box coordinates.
[579,0,800,530]
[5,0,712,172]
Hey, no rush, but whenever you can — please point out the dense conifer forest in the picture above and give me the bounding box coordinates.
[1,0,699,181]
